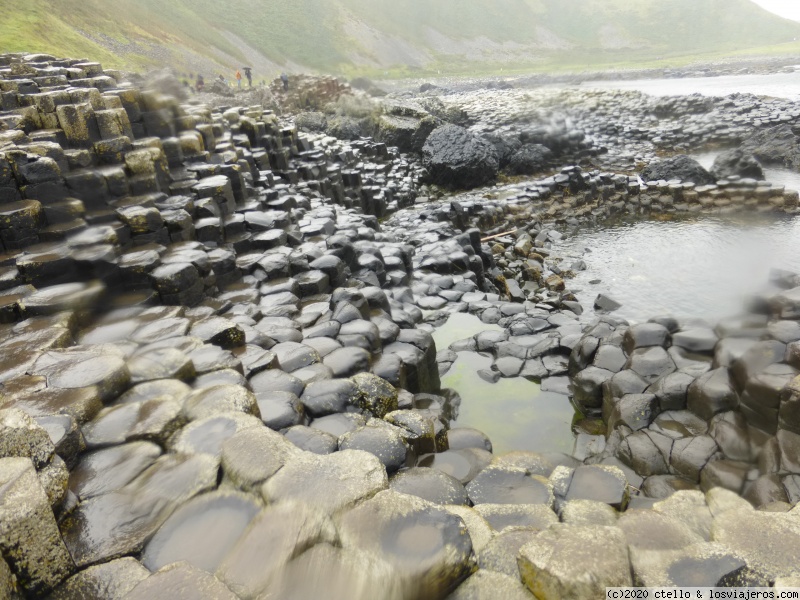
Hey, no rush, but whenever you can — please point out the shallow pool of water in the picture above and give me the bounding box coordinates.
[431,312,503,351]
[559,214,800,323]
[441,351,576,456]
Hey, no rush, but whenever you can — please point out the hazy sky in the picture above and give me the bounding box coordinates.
[750,0,800,21]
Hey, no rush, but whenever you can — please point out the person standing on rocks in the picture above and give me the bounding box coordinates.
[281,72,289,91]
[235,69,242,89]
[243,67,252,87]
[195,74,204,92]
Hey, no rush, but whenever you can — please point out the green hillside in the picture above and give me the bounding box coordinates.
[1,0,799,77]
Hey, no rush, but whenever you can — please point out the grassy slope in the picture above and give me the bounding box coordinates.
[1,0,799,75]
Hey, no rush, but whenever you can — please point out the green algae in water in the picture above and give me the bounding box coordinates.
[431,312,503,351]
[442,351,576,456]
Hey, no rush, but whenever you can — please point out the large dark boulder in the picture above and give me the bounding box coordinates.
[740,124,800,169]
[640,155,714,185]
[507,144,553,176]
[422,124,499,189]
[711,148,764,181]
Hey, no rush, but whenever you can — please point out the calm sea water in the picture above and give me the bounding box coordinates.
[580,70,800,100]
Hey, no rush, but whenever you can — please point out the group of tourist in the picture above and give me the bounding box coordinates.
[191,68,289,92]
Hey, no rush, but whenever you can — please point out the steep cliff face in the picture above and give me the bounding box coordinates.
[2,0,800,75]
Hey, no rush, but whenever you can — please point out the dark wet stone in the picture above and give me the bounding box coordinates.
[625,346,676,383]
[687,368,739,421]
[323,346,371,377]
[189,317,245,349]
[617,430,671,476]
[572,366,613,411]
[311,412,366,438]
[299,378,358,417]
[593,344,627,373]
[417,448,491,484]
[338,489,475,599]
[261,449,387,513]
[447,427,492,452]
[389,467,468,505]
[284,425,338,454]
[647,371,694,411]
[700,459,749,494]
[641,474,699,499]
[220,426,300,492]
[125,562,237,600]
[141,491,260,573]
[216,502,335,598]
[68,441,162,501]
[603,370,649,419]
[31,347,130,402]
[182,384,258,421]
[249,368,305,396]
[271,342,320,373]
[61,453,218,567]
[466,464,553,506]
[641,155,714,185]
[622,323,669,354]
[340,422,408,473]
[168,413,261,458]
[384,410,438,455]
[608,393,658,433]
[670,435,720,482]
[672,327,718,353]
[82,398,184,448]
[565,465,629,509]
[126,348,195,384]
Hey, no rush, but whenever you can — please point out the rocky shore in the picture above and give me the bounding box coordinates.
[0,52,798,599]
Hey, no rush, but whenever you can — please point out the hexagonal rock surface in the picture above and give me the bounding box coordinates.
[564,465,630,510]
[263,542,403,600]
[466,464,554,506]
[631,541,747,587]
[181,384,259,421]
[261,449,388,514]
[618,510,705,551]
[473,503,557,533]
[216,502,337,599]
[448,570,535,600]
[339,423,409,473]
[0,458,75,595]
[47,557,149,600]
[518,524,632,599]
[337,489,476,599]
[30,346,130,402]
[61,453,218,567]
[124,561,237,600]
[141,490,261,573]
[710,507,800,585]
[221,426,300,492]
[389,467,468,505]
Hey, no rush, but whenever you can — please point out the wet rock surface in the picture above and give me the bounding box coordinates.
[0,52,797,597]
